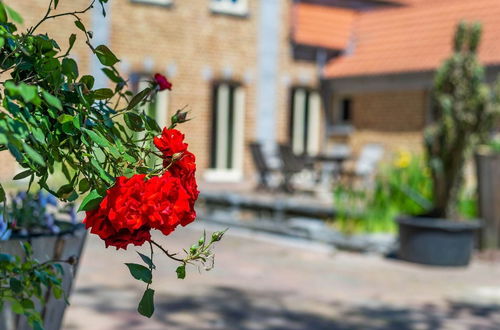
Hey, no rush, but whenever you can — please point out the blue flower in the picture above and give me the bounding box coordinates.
[0,215,11,241]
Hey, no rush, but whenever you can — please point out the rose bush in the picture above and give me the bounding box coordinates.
[0,0,224,327]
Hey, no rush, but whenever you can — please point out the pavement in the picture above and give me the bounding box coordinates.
[62,222,500,330]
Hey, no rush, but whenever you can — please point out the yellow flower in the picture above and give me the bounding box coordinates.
[394,150,411,169]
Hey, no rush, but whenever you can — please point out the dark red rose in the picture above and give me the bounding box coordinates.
[154,73,172,91]
[154,128,188,157]
[84,175,151,250]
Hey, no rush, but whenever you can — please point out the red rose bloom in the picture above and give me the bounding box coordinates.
[85,126,199,250]
[84,175,151,250]
[154,128,188,157]
[154,73,172,91]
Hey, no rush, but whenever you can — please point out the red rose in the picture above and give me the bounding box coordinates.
[170,151,199,201]
[84,126,199,250]
[140,172,197,234]
[154,73,172,91]
[154,128,188,157]
[84,175,151,250]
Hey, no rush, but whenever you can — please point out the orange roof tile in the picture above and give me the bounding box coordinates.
[324,0,500,78]
[293,3,357,50]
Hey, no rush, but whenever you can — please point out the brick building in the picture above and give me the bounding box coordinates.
[3,0,500,184]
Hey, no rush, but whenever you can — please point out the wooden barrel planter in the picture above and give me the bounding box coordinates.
[475,148,500,249]
[0,223,86,330]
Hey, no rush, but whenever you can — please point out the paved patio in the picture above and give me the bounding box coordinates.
[63,222,500,330]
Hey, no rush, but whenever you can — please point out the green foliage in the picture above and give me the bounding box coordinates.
[128,230,227,317]
[334,153,477,234]
[0,242,67,330]
[425,21,500,219]
[0,0,165,205]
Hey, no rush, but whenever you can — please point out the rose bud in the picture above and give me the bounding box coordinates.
[171,109,190,125]
[154,73,172,91]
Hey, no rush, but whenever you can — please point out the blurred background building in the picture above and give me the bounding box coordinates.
[4,0,500,184]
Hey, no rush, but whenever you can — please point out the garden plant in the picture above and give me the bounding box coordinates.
[0,0,224,328]
[425,21,500,219]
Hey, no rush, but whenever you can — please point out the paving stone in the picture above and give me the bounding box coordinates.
[63,224,500,330]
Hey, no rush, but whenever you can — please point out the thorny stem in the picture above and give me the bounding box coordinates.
[150,240,184,263]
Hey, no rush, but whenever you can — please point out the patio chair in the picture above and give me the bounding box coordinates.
[342,143,384,188]
[277,144,313,193]
[249,142,279,191]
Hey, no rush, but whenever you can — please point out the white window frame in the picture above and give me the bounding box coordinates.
[210,0,249,16]
[131,0,172,6]
[204,83,245,182]
[291,88,321,156]
[138,79,170,130]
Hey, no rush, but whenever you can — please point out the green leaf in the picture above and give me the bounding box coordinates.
[0,184,5,203]
[10,300,23,314]
[56,184,74,199]
[92,88,114,100]
[68,34,77,52]
[138,288,154,318]
[74,20,86,33]
[78,190,104,212]
[19,84,37,103]
[54,0,60,9]
[90,158,114,184]
[62,58,79,80]
[57,114,74,124]
[21,299,34,310]
[78,178,91,193]
[127,88,151,110]
[137,252,155,270]
[125,263,152,284]
[82,128,111,148]
[80,75,95,90]
[53,286,63,299]
[102,68,122,83]
[43,91,63,110]
[124,112,144,132]
[145,116,161,133]
[5,5,23,23]
[23,143,45,166]
[95,45,119,67]
[10,278,23,293]
[13,169,33,180]
[0,4,7,23]
[176,265,186,279]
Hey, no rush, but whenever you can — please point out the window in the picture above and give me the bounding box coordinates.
[210,0,248,16]
[340,98,352,124]
[290,88,321,156]
[205,82,245,182]
[131,0,172,6]
[328,96,353,136]
[136,78,170,130]
[131,75,170,166]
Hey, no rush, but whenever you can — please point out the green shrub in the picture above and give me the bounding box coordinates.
[334,151,477,234]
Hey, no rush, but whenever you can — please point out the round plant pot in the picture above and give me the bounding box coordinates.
[0,223,86,330]
[396,216,481,267]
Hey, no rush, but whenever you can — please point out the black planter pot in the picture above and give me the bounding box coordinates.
[396,216,481,267]
[0,223,87,330]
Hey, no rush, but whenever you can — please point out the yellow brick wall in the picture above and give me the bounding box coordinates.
[329,90,428,156]
[353,90,427,132]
